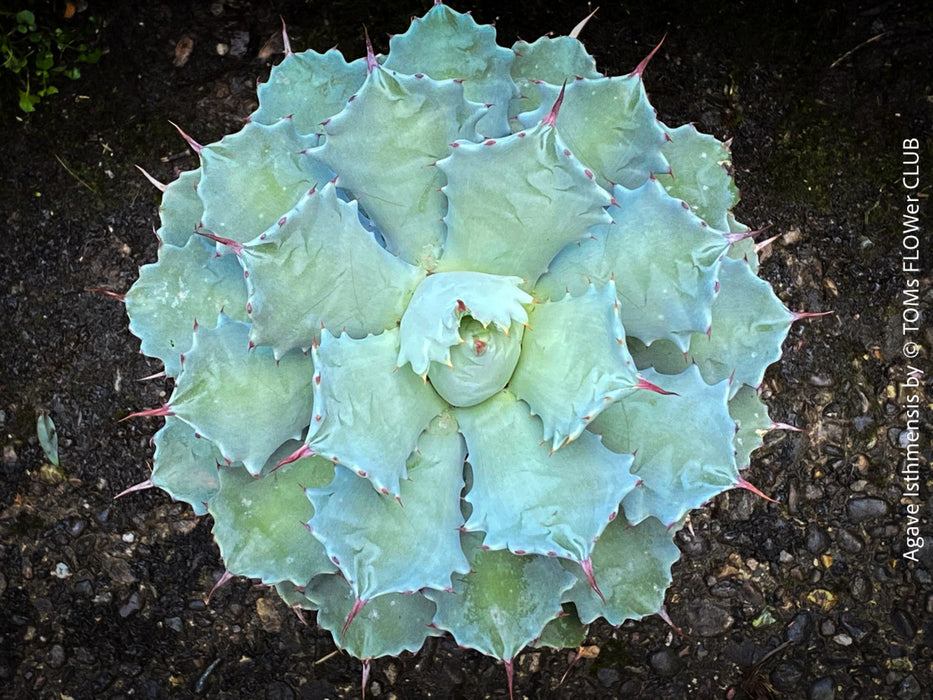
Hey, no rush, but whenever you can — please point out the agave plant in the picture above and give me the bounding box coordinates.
[114,3,821,694]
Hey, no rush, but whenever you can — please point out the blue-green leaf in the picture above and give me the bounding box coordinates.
[150,417,222,515]
[169,317,313,474]
[241,183,423,358]
[316,66,484,269]
[384,4,517,137]
[564,515,680,626]
[456,391,637,562]
[437,123,611,283]
[306,414,468,599]
[511,281,639,450]
[589,366,737,526]
[304,329,445,498]
[425,533,576,662]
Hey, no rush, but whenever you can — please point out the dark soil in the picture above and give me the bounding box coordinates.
[2,1,931,698]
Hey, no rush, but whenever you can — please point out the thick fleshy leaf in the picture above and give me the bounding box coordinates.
[241,184,423,357]
[538,179,730,350]
[169,317,313,474]
[456,391,637,561]
[316,66,483,269]
[426,533,576,662]
[533,605,588,650]
[211,449,337,585]
[688,256,793,395]
[510,281,639,450]
[150,416,222,515]
[198,119,329,245]
[516,77,668,189]
[589,366,737,526]
[437,123,612,282]
[397,271,530,376]
[155,168,202,248]
[727,214,760,270]
[564,515,680,626]
[384,3,517,137]
[304,329,445,498]
[309,574,438,659]
[625,335,690,377]
[125,236,248,377]
[729,384,772,469]
[509,36,601,116]
[252,49,367,135]
[656,123,739,231]
[275,580,318,611]
[306,414,468,599]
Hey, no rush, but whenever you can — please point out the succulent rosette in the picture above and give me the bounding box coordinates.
[118,2,815,690]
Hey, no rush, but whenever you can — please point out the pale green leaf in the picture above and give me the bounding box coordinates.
[538,179,730,350]
[688,256,793,395]
[211,449,336,585]
[150,416,222,515]
[242,183,423,357]
[316,66,484,269]
[309,574,438,659]
[729,384,772,469]
[456,391,637,561]
[305,329,445,498]
[125,236,248,377]
[510,281,639,450]
[155,168,202,248]
[437,123,611,282]
[384,3,517,137]
[533,605,588,650]
[198,119,328,245]
[427,318,524,408]
[516,77,668,189]
[170,317,314,474]
[36,412,60,467]
[509,36,600,116]
[306,414,468,599]
[425,533,576,661]
[589,366,737,526]
[656,123,739,231]
[252,49,367,135]
[564,515,680,626]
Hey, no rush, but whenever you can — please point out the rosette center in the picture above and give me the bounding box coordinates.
[397,271,531,407]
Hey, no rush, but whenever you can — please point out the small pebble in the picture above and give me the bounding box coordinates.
[685,600,734,637]
[648,648,680,676]
[597,667,620,687]
[835,529,863,553]
[809,676,835,700]
[846,497,889,523]
[890,609,916,639]
[807,525,831,554]
[786,612,813,643]
[48,644,66,669]
[897,675,921,699]
[771,661,803,691]
[832,633,852,646]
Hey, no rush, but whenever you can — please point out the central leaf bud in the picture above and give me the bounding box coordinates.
[397,271,531,406]
[429,317,525,407]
